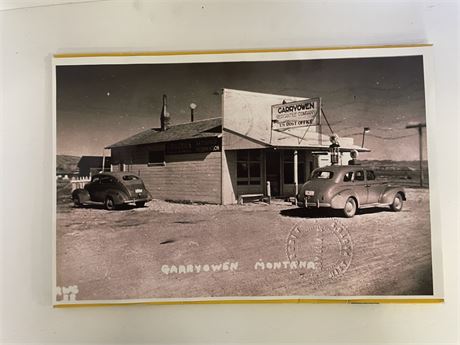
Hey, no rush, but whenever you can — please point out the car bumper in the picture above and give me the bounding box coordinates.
[122,197,152,204]
[297,197,331,208]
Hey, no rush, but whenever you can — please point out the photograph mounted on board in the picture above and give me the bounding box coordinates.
[53,46,442,305]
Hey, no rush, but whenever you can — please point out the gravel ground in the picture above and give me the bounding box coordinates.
[56,188,433,302]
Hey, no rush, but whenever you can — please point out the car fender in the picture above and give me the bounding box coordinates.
[380,187,406,204]
[330,189,360,209]
[71,188,90,203]
[105,189,130,205]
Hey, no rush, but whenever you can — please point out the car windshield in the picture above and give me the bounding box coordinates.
[122,175,139,181]
[312,171,334,179]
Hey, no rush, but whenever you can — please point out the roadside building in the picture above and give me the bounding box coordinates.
[107,89,368,204]
[77,156,111,177]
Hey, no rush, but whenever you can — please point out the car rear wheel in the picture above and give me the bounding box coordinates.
[390,193,403,212]
[343,197,357,218]
[105,196,116,210]
[135,201,145,208]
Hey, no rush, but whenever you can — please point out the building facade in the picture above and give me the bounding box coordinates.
[108,89,368,205]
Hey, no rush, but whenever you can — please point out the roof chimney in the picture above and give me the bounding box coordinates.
[160,94,171,131]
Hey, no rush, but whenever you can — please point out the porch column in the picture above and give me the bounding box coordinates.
[294,150,298,204]
[102,149,106,172]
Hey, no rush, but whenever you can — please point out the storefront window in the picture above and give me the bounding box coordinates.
[237,150,261,185]
[148,150,165,166]
[283,150,306,184]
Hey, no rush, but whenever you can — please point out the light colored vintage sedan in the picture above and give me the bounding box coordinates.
[297,165,406,218]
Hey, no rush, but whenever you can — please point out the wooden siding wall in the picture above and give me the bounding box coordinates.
[221,150,238,205]
[111,144,222,204]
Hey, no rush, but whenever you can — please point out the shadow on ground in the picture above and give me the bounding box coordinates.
[73,204,140,211]
[280,207,391,219]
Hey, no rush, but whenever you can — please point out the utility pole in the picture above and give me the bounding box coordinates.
[361,127,370,148]
[405,123,426,187]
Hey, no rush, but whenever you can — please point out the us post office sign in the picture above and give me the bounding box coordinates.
[271,97,321,130]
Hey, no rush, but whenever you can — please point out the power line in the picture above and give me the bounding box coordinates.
[340,132,418,140]
[321,108,334,134]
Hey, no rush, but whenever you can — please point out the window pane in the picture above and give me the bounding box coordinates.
[249,179,261,185]
[298,163,306,184]
[284,163,306,184]
[355,170,365,181]
[343,172,353,182]
[122,175,139,181]
[249,162,260,178]
[298,151,306,161]
[284,163,294,184]
[101,177,113,184]
[284,150,293,162]
[237,162,248,179]
[248,150,260,161]
[312,171,334,179]
[237,150,248,161]
[366,170,375,181]
[149,151,164,164]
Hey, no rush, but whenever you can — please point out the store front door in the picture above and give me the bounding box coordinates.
[266,150,281,196]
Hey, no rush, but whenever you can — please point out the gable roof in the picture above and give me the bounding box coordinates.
[106,117,222,149]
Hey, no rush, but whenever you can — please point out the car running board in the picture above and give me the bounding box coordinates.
[359,203,391,209]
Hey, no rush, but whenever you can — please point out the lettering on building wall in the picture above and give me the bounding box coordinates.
[166,138,221,155]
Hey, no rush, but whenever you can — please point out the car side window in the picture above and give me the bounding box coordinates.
[100,177,114,184]
[343,172,354,182]
[366,170,376,181]
[355,170,365,181]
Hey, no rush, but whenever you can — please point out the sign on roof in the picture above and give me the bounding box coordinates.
[271,98,321,130]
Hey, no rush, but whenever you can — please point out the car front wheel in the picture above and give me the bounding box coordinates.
[343,197,357,218]
[73,195,81,207]
[390,193,403,212]
[135,201,145,208]
[105,196,116,210]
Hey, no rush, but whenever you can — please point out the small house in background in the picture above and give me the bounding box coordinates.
[77,156,111,177]
[107,89,368,204]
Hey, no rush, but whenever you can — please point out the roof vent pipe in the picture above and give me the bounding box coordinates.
[190,102,197,122]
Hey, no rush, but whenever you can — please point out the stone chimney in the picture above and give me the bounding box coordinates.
[160,94,171,131]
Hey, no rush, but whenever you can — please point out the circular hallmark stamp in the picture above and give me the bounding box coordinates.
[286,219,353,283]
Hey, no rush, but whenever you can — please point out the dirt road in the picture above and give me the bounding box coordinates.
[56,188,433,301]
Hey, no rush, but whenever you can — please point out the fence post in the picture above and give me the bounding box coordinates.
[266,181,271,204]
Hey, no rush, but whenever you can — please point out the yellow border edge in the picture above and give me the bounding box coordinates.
[53,44,433,58]
[54,298,444,308]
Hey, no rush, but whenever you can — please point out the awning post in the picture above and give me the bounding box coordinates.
[102,149,106,172]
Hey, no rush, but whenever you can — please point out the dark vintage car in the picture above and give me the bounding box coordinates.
[297,165,406,218]
[72,172,152,210]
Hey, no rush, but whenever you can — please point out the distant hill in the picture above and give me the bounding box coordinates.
[357,160,429,169]
[356,160,429,187]
[56,155,80,174]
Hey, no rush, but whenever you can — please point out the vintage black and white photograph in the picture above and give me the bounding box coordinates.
[53,47,441,304]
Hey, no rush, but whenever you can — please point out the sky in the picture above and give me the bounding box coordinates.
[56,55,427,160]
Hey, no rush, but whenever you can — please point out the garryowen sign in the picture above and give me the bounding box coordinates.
[271,97,321,130]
